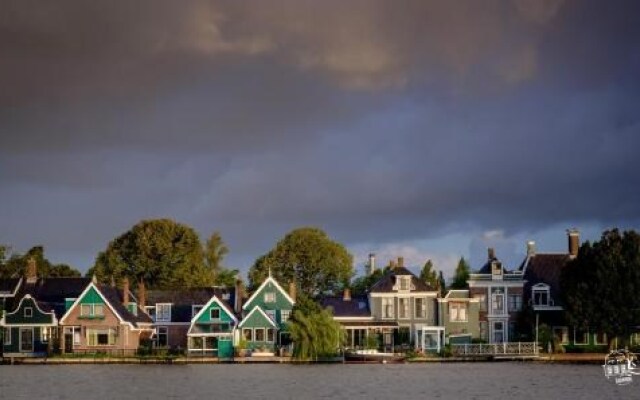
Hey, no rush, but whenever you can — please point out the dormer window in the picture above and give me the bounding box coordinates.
[399,277,410,290]
[24,307,33,318]
[491,262,503,280]
[532,284,550,306]
[156,304,172,322]
[264,292,276,303]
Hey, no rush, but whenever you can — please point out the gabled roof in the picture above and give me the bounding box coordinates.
[146,287,236,323]
[319,296,371,318]
[243,276,294,310]
[5,277,91,318]
[369,267,435,293]
[238,305,277,328]
[521,253,571,307]
[0,294,58,326]
[190,294,238,325]
[0,278,21,296]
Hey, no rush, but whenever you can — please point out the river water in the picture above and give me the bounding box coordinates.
[0,362,633,399]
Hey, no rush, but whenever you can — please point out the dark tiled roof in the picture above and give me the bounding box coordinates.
[99,285,153,326]
[7,277,91,318]
[0,278,21,295]
[146,287,238,322]
[475,258,514,274]
[522,254,571,307]
[320,296,371,317]
[369,267,434,293]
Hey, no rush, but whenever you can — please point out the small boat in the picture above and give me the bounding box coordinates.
[344,349,406,364]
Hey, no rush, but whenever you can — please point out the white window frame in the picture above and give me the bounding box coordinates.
[156,326,169,347]
[210,308,221,320]
[155,303,172,322]
[80,303,104,317]
[594,332,608,345]
[491,290,505,313]
[573,328,589,345]
[3,327,11,345]
[532,284,550,306]
[449,302,468,322]
[508,295,522,312]
[474,294,487,312]
[255,328,266,342]
[264,292,276,303]
[242,328,253,341]
[381,298,394,319]
[267,328,275,342]
[553,326,569,344]
[86,328,116,346]
[399,277,410,291]
[281,310,291,322]
[24,307,33,318]
[398,297,410,319]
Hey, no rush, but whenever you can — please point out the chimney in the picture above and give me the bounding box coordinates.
[122,277,130,306]
[343,287,351,301]
[389,260,397,269]
[288,281,297,302]
[527,241,536,257]
[397,257,404,269]
[234,276,244,314]
[368,253,376,275]
[568,229,580,258]
[25,257,38,283]
[488,248,496,260]
[137,279,146,309]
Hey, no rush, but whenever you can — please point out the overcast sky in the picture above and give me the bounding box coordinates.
[1,0,639,279]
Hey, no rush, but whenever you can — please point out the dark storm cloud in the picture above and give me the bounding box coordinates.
[1,0,639,271]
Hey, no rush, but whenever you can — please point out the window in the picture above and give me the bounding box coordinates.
[574,328,589,345]
[3,328,10,345]
[595,332,608,345]
[449,302,467,322]
[205,337,217,350]
[267,328,275,342]
[210,308,220,320]
[532,286,550,306]
[414,297,427,319]
[265,310,276,321]
[243,328,253,341]
[41,327,52,342]
[24,307,33,318]
[491,290,504,313]
[255,328,265,342]
[382,298,394,319]
[86,329,115,346]
[20,328,34,352]
[398,298,409,319]
[64,326,82,345]
[264,292,276,303]
[281,310,291,322]
[156,304,172,322]
[192,305,203,318]
[508,295,522,312]
[552,326,569,344]
[156,327,168,347]
[80,304,105,318]
[474,294,487,312]
[399,277,410,291]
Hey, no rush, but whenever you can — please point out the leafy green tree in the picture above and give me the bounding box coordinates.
[419,259,438,288]
[0,246,81,279]
[248,227,354,295]
[437,270,447,297]
[561,229,640,347]
[450,257,470,289]
[287,294,344,360]
[204,231,229,284]
[90,219,211,289]
[351,268,386,296]
[216,268,240,287]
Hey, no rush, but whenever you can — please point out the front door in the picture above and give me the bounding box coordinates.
[492,321,505,343]
[64,333,73,353]
[20,328,34,352]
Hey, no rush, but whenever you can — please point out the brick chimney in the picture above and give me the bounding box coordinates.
[488,248,496,260]
[234,276,244,314]
[137,279,146,309]
[288,281,297,302]
[397,257,404,269]
[568,229,580,258]
[122,276,130,306]
[25,257,38,284]
[389,260,397,269]
[526,241,536,257]
[343,287,351,301]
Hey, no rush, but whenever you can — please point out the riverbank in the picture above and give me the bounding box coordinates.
[1,353,607,365]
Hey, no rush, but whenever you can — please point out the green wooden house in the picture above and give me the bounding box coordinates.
[239,274,295,352]
[187,290,238,358]
[0,294,57,357]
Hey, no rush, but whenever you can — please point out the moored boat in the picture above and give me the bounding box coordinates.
[344,350,406,364]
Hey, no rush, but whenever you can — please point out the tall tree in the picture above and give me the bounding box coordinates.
[287,294,344,360]
[248,227,353,295]
[0,246,81,279]
[204,231,229,284]
[419,259,438,288]
[437,270,447,297]
[450,257,470,289]
[561,229,640,346]
[351,268,386,296]
[90,219,211,289]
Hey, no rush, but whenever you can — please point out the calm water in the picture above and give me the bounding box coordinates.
[0,362,633,399]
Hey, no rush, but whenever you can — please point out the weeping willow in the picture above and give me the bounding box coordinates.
[287,307,344,360]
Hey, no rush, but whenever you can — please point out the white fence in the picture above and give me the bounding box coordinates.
[451,342,538,357]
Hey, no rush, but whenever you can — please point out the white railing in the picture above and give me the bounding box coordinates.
[451,342,538,357]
